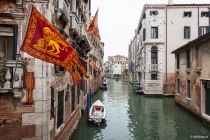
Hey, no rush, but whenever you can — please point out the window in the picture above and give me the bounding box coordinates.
[201,11,208,17]
[151,27,158,39]
[184,11,191,17]
[177,79,180,94]
[150,11,158,16]
[71,86,75,113]
[195,46,202,67]
[50,87,54,119]
[151,74,157,80]
[55,65,65,73]
[186,50,190,68]
[151,46,158,64]
[0,25,18,60]
[187,80,191,98]
[184,26,190,39]
[176,54,180,69]
[199,26,209,37]
[57,90,64,129]
[77,83,80,105]
[143,28,146,41]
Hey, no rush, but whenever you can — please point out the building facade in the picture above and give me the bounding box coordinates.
[172,32,210,123]
[0,0,103,139]
[106,55,128,78]
[129,1,210,94]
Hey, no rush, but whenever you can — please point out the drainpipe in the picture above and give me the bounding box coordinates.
[166,9,168,83]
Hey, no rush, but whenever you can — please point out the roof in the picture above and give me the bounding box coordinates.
[171,32,210,54]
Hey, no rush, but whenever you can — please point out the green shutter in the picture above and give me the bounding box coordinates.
[143,28,146,41]
[208,26,210,32]
[199,27,202,37]
[156,27,158,39]
[189,26,191,38]
[184,26,186,38]
[208,10,210,17]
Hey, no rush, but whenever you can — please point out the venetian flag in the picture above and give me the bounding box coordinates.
[20,5,89,83]
[88,9,101,39]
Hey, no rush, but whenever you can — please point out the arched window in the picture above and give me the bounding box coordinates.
[151,46,158,64]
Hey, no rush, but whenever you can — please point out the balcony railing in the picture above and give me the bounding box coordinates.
[0,60,25,98]
[149,64,159,72]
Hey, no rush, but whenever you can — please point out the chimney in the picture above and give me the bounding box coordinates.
[168,0,173,5]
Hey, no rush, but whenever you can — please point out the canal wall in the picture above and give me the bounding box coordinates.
[175,100,210,127]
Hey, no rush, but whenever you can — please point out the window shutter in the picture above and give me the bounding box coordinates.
[208,10,210,17]
[143,28,146,41]
[208,26,210,32]
[189,26,191,38]
[184,26,186,38]
[201,11,203,17]
[156,51,158,64]
[156,27,158,39]
[199,27,202,37]
[150,11,152,15]
[143,13,146,19]
[189,12,192,17]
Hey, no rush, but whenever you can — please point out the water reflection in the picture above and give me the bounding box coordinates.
[70,79,210,140]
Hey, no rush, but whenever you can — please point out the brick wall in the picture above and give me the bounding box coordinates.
[0,93,35,139]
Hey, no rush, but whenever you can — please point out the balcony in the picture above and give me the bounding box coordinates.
[70,16,80,39]
[55,0,70,22]
[149,64,159,72]
[0,60,25,98]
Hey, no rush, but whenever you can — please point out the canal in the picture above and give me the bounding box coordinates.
[70,78,210,140]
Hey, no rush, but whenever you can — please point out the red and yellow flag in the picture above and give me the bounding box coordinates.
[88,9,100,39]
[20,5,89,83]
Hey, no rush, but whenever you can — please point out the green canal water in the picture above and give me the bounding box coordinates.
[69,78,210,140]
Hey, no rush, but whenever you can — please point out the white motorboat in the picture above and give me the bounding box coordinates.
[100,78,108,89]
[88,100,106,124]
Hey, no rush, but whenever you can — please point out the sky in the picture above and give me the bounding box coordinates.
[91,0,210,61]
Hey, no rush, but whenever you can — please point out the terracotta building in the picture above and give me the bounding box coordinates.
[0,0,103,139]
[172,32,210,123]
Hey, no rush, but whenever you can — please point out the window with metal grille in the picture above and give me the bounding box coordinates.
[71,86,75,113]
[151,74,157,80]
[151,27,158,39]
[57,90,64,129]
[0,24,18,60]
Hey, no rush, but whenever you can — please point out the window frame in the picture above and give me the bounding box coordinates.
[184,26,191,39]
[151,74,157,80]
[151,27,158,39]
[0,24,18,60]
